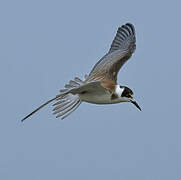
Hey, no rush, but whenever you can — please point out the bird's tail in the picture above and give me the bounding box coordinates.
[21,97,57,122]
[22,77,84,121]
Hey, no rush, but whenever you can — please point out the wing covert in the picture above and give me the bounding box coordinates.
[87,23,136,83]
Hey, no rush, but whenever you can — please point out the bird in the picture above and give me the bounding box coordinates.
[22,23,141,121]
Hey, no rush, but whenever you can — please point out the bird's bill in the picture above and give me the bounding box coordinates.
[131,100,141,111]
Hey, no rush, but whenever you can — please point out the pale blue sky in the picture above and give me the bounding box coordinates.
[0,0,181,179]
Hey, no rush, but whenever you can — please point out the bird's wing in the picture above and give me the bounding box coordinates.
[87,23,136,83]
[108,23,136,54]
[67,81,107,94]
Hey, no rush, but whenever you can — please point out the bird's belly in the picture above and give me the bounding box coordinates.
[79,91,120,104]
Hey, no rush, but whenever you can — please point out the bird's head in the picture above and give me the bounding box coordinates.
[119,86,141,111]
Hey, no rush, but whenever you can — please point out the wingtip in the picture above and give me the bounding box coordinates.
[21,117,26,122]
[21,114,32,122]
[125,22,133,26]
[125,23,135,33]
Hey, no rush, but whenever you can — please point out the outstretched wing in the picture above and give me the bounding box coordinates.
[108,23,136,54]
[87,23,136,83]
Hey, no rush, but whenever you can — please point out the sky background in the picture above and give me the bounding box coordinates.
[0,0,181,179]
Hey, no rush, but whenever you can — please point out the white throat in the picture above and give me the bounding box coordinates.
[115,85,124,97]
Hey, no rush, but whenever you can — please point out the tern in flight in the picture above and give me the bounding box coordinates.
[22,23,141,121]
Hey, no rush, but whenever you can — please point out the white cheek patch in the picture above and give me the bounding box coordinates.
[115,85,124,97]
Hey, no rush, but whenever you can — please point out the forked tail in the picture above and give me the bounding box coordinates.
[21,77,84,121]
[21,97,57,122]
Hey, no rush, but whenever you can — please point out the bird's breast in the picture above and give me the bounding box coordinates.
[79,90,122,104]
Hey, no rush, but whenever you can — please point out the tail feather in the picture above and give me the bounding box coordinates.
[74,77,84,83]
[59,89,68,93]
[53,93,81,119]
[52,98,68,106]
[53,98,77,114]
[69,80,80,87]
[21,97,57,122]
[55,99,81,118]
[52,77,85,119]
[55,100,78,117]
[65,84,75,88]
[22,76,85,121]
[53,100,72,111]
[61,100,81,120]
[55,94,69,101]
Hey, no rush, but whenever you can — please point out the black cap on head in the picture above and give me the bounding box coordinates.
[121,86,133,98]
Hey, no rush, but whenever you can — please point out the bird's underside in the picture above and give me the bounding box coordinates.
[70,80,122,104]
[22,23,137,121]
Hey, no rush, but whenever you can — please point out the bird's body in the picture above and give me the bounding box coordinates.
[79,87,111,104]
[22,23,141,121]
[79,85,122,104]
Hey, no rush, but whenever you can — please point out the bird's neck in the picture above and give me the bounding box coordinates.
[115,85,124,97]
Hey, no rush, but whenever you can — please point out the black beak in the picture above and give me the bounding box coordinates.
[131,100,141,111]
